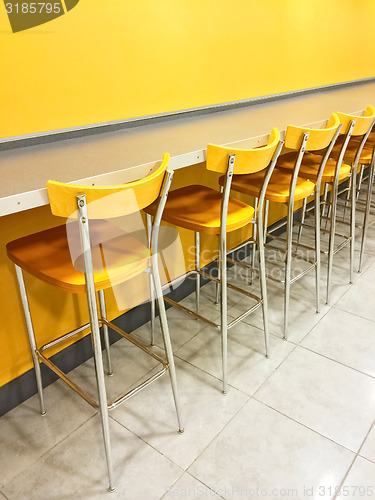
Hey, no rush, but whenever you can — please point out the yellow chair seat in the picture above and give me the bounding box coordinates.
[314,135,374,166]
[220,168,315,203]
[145,184,255,234]
[277,152,352,183]
[6,221,150,294]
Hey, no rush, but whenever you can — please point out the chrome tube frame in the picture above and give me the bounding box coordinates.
[195,232,201,313]
[326,117,375,301]
[98,289,113,376]
[249,196,258,285]
[358,144,375,272]
[326,120,355,303]
[149,170,184,433]
[15,264,46,416]
[219,154,235,394]
[283,132,309,339]
[77,193,115,492]
[256,141,284,347]
[147,212,156,346]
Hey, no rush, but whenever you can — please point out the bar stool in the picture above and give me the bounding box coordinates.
[224,115,341,338]
[6,154,183,492]
[290,106,375,301]
[145,129,282,395]
[331,121,375,273]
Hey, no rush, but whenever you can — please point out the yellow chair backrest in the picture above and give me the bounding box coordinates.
[206,128,280,174]
[337,105,375,136]
[47,153,170,219]
[285,113,341,151]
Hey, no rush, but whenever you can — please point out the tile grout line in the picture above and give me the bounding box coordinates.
[252,398,360,456]
[356,417,375,465]
[1,413,97,490]
[184,393,252,475]
[0,490,9,500]
[332,416,375,500]
[332,301,375,322]
[158,472,227,500]
[297,343,375,380]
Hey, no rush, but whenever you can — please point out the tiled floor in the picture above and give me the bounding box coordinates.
[1,215,375,499]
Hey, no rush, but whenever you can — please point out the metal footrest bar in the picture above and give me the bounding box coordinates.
[40,323,91,352]
[226,236,256,255]
[227,301,262,329]
[289,262,316,284]
[164,296,218,328]
[333,237,351,255]
[164,264,264,332]
[265,232,316,253]
[37,318,171,412]
[198,270,261,302]
[264,261,316,285]
[160,270,196,292]
[37,350,99,408]
[226,257,259,275]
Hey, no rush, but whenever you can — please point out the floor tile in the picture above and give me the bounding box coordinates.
[254,347,375,452]
[133,305,218,352]
[68,336,161,404]
[0,380,95,486]
[2,416,182,500]
[358,260,375,283]
[111,356,249,470]
[301,308,375,377]
[340,456,375,499]
[334,276,375,322]
[360,422,375,464]
[230,284,330,344]
[162,472,222,499]
[189,399,354,500]
[175,320,295,396]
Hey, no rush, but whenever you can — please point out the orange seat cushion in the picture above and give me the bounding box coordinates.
[277,152,351,183]
[145,185,254,234]
[220,168,315,203]
[6,221,150,293]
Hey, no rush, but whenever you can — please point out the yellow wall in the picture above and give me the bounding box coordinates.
[1,0,375,138]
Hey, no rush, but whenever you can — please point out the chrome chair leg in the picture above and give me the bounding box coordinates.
[263,199,270,242]
[323,185,331,231]
[296,197,307,250]
[314,188,321,313]
[195,232,200,313]
[147,213,156,346]
[350,167,356,283]
[215,262,220,305]
[151,254,184,433]
[15,265,46,416]
[88,289,115,492]
[220,229,228,395]
[322,183,329,219]
[250,197,258,285]
[359,159,375,272]
[343,174,352,222]
[326,180,338,304]
[357,164,365,200]
[98,290,113,376]
[283,199,294,340]
[257,207,269,358]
